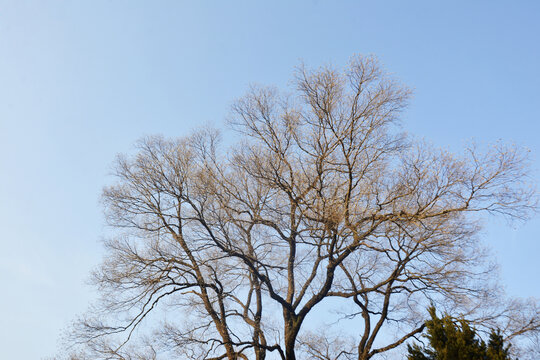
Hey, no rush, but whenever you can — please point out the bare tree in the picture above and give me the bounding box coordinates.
[66,55,539,360]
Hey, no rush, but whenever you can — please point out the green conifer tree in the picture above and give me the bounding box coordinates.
[486,329,514,360]
[407,307,515,360]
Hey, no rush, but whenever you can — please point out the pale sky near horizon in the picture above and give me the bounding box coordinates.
[1,1,539,359]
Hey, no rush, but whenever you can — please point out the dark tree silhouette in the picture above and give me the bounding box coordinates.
[407,307,515,360]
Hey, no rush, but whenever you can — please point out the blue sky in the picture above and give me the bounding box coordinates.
[1,1,539,358]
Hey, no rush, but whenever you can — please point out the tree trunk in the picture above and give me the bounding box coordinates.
[283,311,301,360]
[284,330,297,360]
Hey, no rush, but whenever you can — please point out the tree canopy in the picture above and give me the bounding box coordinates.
[64,55,540,360]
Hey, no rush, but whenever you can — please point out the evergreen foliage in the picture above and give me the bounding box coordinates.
[486,330,513,360]
[407,307,515,360]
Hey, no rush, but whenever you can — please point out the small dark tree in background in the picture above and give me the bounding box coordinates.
[487,330,514,360]
[407,307,515,360]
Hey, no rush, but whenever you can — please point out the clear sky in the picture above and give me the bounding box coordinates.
[1,1,539,359]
